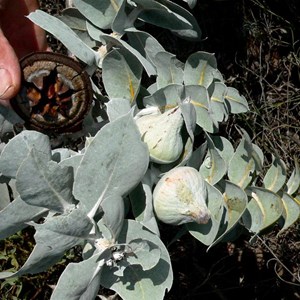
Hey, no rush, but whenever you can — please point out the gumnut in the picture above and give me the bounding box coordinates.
[135,106,184,164]
[153,166,211,225]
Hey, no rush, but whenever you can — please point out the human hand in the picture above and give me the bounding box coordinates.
[0,0,48,107]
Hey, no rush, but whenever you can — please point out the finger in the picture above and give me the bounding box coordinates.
[0,0,48,103]
[0,0,48,58]
[0,28,21,101]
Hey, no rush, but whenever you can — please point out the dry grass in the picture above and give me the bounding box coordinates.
[225,0,300,172]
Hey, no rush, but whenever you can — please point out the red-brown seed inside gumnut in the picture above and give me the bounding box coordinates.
[12,52,93,134]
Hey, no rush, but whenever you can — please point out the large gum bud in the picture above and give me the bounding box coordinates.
[136,106,184,164]
[153,166,211,225]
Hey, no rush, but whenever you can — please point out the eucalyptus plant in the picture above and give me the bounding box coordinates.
[0,0,299,299]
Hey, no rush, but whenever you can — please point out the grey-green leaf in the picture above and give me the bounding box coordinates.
[185,85,217,133]
[126,239,161,270]
[252,143,264,171]
[211,180,247,246]
[106,98,131,122]
[0,131,51,178]
[155,51,184,89]
[130,170,159,235]
[184,52,217,88]
[143,83,183,109]
[199,134,226,185]
[263,154,286,193]
[210,135,234,167]
[59,154,84,177]
[179,102,197,163]
[0,196,48,240]
[224,87,249,114]
[127,29,165,68]
[277,192,300,235]
[58,7,87,31]
[73,0,123,29]
[228,136,255,189]
[187,141,207,170]
[137,0,201,40]
[0,106,23,141]
[100,220,172,300]
[0,208,93,279]
[187,182,224,246]
[158,0,201,40]
[16,149,75,213]
[286,160,300,195]
[95,31,156,76]
[102,49,142,104]
[182,0,197,9]
[210,82,228,123]
[101,194,125,240]
[111,239,161,274]
[243,187,283,234]
[51,252,107,300]
[73,113,149,214]
[0,182,11,210]
[112,0,132,34]
[28,10,99,67]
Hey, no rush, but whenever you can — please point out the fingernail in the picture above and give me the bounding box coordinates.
[0,68,13,99]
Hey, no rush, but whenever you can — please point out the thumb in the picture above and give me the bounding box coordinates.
[0,28,21,105]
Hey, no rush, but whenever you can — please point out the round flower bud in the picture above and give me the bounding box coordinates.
[136,106,184,164]
[153,166,210,225]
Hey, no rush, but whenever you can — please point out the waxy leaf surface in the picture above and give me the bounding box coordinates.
[135,0,200,40]
[102,49,142,104]
[155,52,184,89]
[0,106,23,140]
[286,160,300,195]
[200,134,226,185]
[278,192,300,235]
[0,131,51,178]
[100,220,173,300]
[0,196,48,239]
[210,82,228,123]
[73,0,123,29]
[58,7,87,31]
[224,87,249,114]
[243,187,283,234]
[92,29,156,76]
[263,155,286,193]
[127,29,165,68]
[101,194,125,239]
[210,135,234,167]
[28,10,98,67]
[187,182,223,246]
[211,180,247,246]
[185,85,216,132]
[130,175,159,235]
[228,136,255,189]
[184,51,217,88]
[143,84,182,109]
[51,252,108,300]
[16,149,75,214]
[153,0,201,40]
[73,114,149,214]
[0,208,93,278]
[106,98,131,122]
